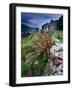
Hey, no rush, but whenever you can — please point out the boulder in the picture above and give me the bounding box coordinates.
[45,39,63,76]
[50,41,63,59]
[51,55,63,65]
[51,64,63,75]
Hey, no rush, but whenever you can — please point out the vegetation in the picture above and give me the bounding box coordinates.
[49,31,63,43]
[21,30,63,77]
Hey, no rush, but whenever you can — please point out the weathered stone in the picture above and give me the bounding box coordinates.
[51,64,63,75]
[58,51,63,59]
[50,41,63,59]
[26,52,37,64]
[44,62,53,76]
[55,38,60,43]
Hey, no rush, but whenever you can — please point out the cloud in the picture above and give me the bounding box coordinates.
[21,12,62,28]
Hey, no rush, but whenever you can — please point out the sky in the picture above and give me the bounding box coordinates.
[21,12,62,28]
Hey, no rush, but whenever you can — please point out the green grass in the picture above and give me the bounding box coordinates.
[21,62,31,77]
[21,32,37,47]
[49,30,63,43]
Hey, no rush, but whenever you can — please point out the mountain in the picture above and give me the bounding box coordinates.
[21,23,37,33]
[21,23,38,38]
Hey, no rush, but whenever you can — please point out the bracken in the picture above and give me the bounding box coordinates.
[33,31,54,58]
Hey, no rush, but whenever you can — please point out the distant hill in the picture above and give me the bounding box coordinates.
[21,23,37,33]
[21,23,38,38]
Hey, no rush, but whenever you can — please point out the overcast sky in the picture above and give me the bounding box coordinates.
[21,12,62,28]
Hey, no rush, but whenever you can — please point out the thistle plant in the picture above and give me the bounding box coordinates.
[33,31,54,62]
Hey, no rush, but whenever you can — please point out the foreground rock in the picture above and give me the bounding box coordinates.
[50,39,63,64]
[44,39,63,76]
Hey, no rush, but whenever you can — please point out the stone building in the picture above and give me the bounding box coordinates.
[42,20,58,31]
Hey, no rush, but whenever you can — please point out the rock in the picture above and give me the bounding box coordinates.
[49,39,63,76]
[56,64,63,75]
[43,60,63,76]
[55,38,60,43]
[58,51,63,59]
[51,64,63,75]
[56,64,63,71]
[44,62,53,76]
[51,65,57,74]
[51,55,63,65]
[50,41,63,59]
[55,45,63,51]
[50,43,63,54]
[57,70,63,75]
[34,61,39,65]
[50,45,58,55]
[26,52,37,64]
